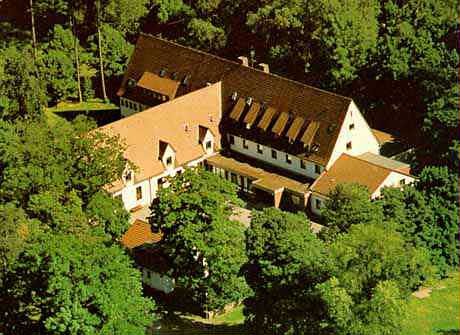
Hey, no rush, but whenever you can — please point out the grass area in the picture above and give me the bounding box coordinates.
[212,305,245,325]
[402,272,459,335]
[45,99,118,113]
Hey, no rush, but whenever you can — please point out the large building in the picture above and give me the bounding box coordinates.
[99,33,414,216]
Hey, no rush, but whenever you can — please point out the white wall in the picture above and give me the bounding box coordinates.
[371,171,415,198]
[142,268,174,293]
[202,129,215,155]
[161,144,176,171]
[310,193,327,216]
[113,154,216,211]
[120,97,149,117]
[327,101,380,169]
[228,134,323,179]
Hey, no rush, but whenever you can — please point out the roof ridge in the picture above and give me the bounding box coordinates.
[101,82,221,129]
[342,153,414,177]
[138,33,353,103]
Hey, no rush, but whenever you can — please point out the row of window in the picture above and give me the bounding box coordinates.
[120,98,141,111]
[230,135,322,174]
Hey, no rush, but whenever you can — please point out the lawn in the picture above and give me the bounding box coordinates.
[402,272,459,335]
[45,99,118,113]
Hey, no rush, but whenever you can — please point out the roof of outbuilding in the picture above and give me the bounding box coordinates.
[118,34,353,165]
[310,154,392,196]
[121,219,163,249]
[310,153,415,197]
[136,71,180,99]
[100,83,222,192]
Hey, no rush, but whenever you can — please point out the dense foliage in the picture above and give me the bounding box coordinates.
[0,117,155,334]
[149,168,250,312]
[243,208,432,335]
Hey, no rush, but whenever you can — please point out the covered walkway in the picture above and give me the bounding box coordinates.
[205,154,310,209]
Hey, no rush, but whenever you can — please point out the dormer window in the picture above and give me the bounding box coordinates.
[166,156,173,166]
[205,140,212,150]
[125,171,132,182]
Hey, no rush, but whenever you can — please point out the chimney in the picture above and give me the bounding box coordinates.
[238,56,249,67]
[258,63,269,73]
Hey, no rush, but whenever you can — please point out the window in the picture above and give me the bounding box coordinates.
[165,156,173,166]
[346,141,352,150]
[271,149,277,159]
[315,199,322,209]
[231,173,238,184]
[115,194,122,202]
[243,139,249,149]
[125,171,132,182]
[349,123,355,130]
[136,186,142,200]
[229,135,235,145]
[257,144,263,154]
[400,178,406,185]
[300,160,306,169]
[157,177,165,188]
[285,154,292,164]
[205,140,212,150]
[315,164,321,174]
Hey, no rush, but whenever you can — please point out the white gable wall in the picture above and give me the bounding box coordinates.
[202,129,215,154]
[327,101,379,169]
[161,144,176,171]
[371,171,415,198]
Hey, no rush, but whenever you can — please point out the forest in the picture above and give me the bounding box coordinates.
[0,0,458,334]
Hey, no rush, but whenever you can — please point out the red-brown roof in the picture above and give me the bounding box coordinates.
[136,71,180,100]
[100,83,222,192]
[310,153,414,196]
[121,219,163,249]
[118,34,352,165]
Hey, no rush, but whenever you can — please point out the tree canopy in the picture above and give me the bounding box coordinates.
[149,168,250,312]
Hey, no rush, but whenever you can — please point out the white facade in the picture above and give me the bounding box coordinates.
[142,267,174,293]
[120,97,150,117]
[327,101,380,169]
[113,155,215,211]
[228,134,323,180]
[310,192,327,216]
[371,171,415,198]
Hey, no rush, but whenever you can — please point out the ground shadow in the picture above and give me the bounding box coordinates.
[149,311,248,334]
[436,329,459,335]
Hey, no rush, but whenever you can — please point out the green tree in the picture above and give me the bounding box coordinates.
[243,207,330,334]
[380,167,459,275]
[1,232,156,334]
[103,0,150,35]
[320,183,384,240]
[0,46,45,120]
[318,223,433,335]
[0,116,129,237]
[149,168,249,312]
[246,0,380,85]
[88,24,134,78]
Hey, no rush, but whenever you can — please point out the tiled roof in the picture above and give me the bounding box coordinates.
[310,154,392,196]
[371,128,395,145]
[121,219,163,249]
[119,34,353,165]
[99,83,222,192]
[136,71,180,100]
[358,152,410,173]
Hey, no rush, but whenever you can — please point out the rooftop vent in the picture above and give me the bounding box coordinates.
[246,97,253,106]
[311,143,320,153]
[231,91,238,101]
[238,56,249,67]
[159,68,167,77]
[171,72,178,80]
[127,78,136,88]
